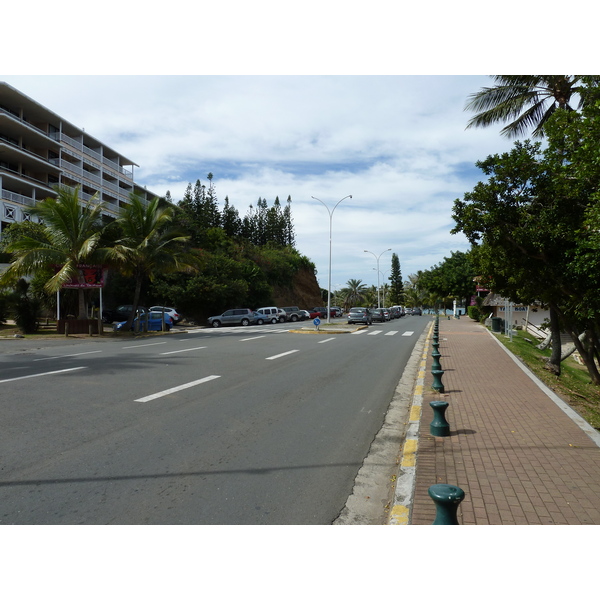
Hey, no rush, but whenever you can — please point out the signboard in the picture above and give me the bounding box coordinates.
[54,265,105,288]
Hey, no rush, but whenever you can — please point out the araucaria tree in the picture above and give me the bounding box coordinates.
[388,253,404,306]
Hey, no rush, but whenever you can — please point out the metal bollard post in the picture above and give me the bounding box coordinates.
[431,369,445,393]
[429,400,450,436]
[65,322,69,337]
[428,484,465,524]
[431,351,442,372]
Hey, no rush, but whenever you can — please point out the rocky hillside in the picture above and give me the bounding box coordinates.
[272,266,323,309]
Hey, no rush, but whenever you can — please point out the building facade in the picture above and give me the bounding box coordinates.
[0,81,160,240]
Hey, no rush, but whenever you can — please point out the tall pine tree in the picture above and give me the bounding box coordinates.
[389,253,404,305]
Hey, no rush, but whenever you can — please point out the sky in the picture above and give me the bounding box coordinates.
[2,74,518,292]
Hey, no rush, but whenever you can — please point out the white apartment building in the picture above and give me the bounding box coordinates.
[0,81,160,240]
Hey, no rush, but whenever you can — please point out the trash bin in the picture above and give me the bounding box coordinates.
[491,317,503,332]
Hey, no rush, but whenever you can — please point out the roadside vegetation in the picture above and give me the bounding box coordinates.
[0,174,318,330]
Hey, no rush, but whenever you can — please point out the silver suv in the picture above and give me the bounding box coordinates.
[207,308,254,328]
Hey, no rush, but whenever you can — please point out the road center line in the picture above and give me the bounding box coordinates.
[266,350,299,360]
[160,346,207,355]
[0,366,87,384]
[318,338,335,344]
[122,342,168,349]
[34,351,102,361]
[134,375,221,403]
[241,336,266,341]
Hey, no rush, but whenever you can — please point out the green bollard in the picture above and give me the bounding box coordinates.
[431,369,445,393]
[429,400,450,436]
[428,484,465,525]
[431,351,442,372]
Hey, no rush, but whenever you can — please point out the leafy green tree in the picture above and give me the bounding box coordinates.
[465,75,600,138]
[388,253,404,305]
[0,186,108,319]
[419,251,476,311]
[106,194,195,330]
[452,130,600,382]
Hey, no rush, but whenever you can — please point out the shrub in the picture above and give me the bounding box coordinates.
[468,305,482,321]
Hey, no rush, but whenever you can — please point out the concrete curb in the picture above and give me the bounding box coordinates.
[387,321,433,525]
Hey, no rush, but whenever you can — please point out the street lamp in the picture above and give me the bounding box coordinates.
[364,248,391,308]
[312,194,353,324]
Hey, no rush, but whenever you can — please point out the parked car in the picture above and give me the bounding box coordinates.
[252,311,268,325]
[307,309,322,319]
[102,305,148,324]
[347,307,373,325]
[331,307,343,317]
[382,308,391,321]
[150,306,182,324]
[299,310,311,320]
[256,306,287,323]
[411,307,422,316]
[371,308,385,323]
[114,311,173,332]
[207,308,254,328]
[281,306,307,322]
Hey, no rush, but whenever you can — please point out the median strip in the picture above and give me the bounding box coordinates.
[134,375,221,403]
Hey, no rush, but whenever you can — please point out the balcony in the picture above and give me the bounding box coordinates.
[1,189,36,208]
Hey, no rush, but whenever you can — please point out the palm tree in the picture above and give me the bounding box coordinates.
[0,186,107,319]
[106,194,194,331]
[340,278,368,310]
[465,75,600,138]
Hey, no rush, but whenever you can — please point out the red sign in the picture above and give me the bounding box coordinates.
[54,265,105,288]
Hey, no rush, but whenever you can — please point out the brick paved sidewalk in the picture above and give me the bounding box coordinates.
[410,316,600,525]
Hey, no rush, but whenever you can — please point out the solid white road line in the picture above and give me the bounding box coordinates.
[266,350,299,360]
[122,342,168,349]
[134,375,221,403]
[160,346,207,355]
[318,338,335,344]
[0,366,87,384]
[241,336,266,341]
[34,351,102,361]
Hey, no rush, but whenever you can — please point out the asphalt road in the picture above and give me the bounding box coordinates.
[0,316,429,524]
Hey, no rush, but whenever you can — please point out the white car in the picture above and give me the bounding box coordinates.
[150,306,182,324]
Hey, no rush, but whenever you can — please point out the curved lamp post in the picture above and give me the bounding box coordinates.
[312,194,353,324]
[364,248,391,308]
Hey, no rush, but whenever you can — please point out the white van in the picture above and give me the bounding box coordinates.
[256,306,287,323]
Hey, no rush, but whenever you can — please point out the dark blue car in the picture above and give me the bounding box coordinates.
[114,311,173,332]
